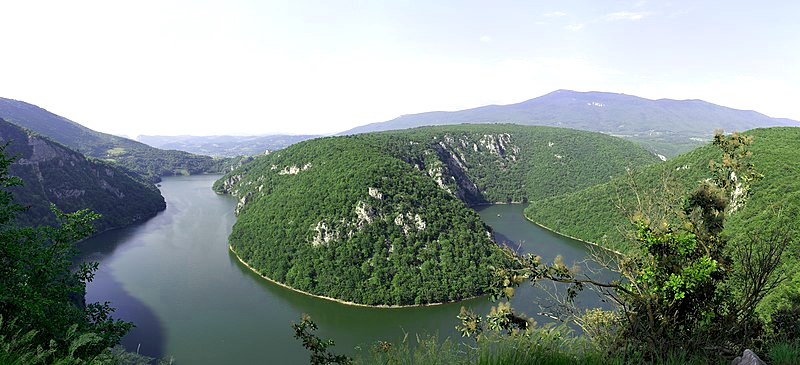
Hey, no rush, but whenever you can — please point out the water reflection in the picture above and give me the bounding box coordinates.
[77,176,611,364]
[77,226,167,359]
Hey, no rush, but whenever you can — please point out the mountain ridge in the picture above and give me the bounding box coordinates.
[136,134,320,157]
[340,90,799,157]
[0,97,239,181]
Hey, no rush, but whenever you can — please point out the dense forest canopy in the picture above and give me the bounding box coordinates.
[525,127,800,252]
[215,124,659,305]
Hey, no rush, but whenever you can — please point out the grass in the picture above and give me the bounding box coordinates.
[767,341,800,365]
[352,328,738,365]
[106,147,127,156]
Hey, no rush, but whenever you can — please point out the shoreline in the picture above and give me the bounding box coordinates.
[473,202,625,256]
[229,245,483,309]
[522,214,624,256]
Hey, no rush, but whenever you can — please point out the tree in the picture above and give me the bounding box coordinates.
[473,131,796,361]
[292,314,352,365]
[0,142,132,361]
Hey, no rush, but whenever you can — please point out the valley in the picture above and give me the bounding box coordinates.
[76,175,599,364]
[1,92,798,364]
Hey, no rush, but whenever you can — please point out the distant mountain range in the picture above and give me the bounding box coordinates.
[0,118,165,231]
[137,134,320,157]
[0,98,238,181]
[340,90,799,157]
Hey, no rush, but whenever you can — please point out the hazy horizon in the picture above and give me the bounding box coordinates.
[2,1,798,137]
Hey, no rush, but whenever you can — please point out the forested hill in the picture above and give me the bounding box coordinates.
[525,127,800,255]
[0,118,166,232]
[137,134,320,157]
[340,90,799,157]
[214,125,659,305]
[0,97,241,181]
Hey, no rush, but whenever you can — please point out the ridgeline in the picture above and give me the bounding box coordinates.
[0,97,245,182]
[0,118,165,232]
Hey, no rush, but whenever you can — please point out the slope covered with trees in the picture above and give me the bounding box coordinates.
[216,136,510,305]
[0,118,165,232]
[525,127,800,255]
[341,90,799,157]
[215,125,659,305]
[0,97,239,181]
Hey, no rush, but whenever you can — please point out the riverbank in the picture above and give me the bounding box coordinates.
[521,215,625,256]
[474,202,624,256]
[229,245,483,309]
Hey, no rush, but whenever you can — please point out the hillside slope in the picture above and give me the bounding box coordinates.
[341,90,799,157]
[214,125,659,305]
[0,118,166,232]
[0,97,235,181]
[524,127,800,254]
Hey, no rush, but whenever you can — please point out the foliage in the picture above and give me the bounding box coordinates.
[0,144,133,361]
[215,125,656,305]
[488,131,795,361]
[526,127,800,254]
[292,314,352,365]
[351,327,720,365]
[0,316,172,365]
[766,341,800,365]
[0,118,166,232]
[219,136,511,305]
[368,124,659,204]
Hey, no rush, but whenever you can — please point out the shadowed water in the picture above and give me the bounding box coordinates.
[77,175,608,364]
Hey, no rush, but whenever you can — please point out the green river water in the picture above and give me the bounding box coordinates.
[77,175,602,364]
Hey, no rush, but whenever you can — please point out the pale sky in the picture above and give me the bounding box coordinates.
[1,1,798,137]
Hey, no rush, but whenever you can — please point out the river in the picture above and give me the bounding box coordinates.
[77,175,606,364]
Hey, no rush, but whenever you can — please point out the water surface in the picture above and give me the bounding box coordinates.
[78,175,604,364]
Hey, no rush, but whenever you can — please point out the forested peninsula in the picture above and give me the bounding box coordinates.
[214,124,659,306]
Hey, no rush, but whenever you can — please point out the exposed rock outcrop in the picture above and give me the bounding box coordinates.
[731,349,765,365]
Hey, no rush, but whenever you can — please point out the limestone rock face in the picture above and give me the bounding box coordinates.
[730,349,766,365]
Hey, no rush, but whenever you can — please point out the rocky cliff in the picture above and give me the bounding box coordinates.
[0,118,166,232]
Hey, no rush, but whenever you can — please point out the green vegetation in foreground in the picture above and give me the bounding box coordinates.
[215,125,657,305]
[0,118,166,232]
[524,127,800,339]
[298,314,800,364]
[524,126,800,319]
[0,144,168,364]
[0,97,245,182]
